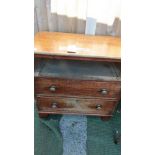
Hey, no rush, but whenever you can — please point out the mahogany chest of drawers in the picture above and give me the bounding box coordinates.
[34,32,121,120]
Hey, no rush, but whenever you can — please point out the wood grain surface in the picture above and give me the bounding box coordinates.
[34,32,121,60]
[37,95,117,116]
[35,77,120,99]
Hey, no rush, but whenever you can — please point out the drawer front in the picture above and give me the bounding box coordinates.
[35,77,120,98]
[36,96,118,116]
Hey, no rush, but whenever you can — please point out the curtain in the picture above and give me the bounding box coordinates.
[35,0,121,36]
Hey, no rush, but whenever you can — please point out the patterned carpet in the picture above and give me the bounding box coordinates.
[60,115,87,155]
[34,103,121,155]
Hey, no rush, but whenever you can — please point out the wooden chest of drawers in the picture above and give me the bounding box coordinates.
[34,32,121,120]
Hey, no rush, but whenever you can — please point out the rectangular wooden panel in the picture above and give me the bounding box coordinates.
[34,32,121,60]
[36,96,117,116]
[35,77,120,99]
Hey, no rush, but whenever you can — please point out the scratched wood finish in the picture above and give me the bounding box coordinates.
[37,96,117,116]
[34,32,121,60]
[35,77,121,99]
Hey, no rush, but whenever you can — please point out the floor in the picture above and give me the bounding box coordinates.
[34,103,121,155]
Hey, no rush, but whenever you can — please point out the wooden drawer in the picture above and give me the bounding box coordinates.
[36,96,117,116]
[35,77,120,99]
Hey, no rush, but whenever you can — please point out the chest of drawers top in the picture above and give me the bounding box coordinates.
[34,32,121,62]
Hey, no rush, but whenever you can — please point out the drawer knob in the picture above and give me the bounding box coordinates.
[51,102,57,108]
[49,86,56,92]
[100,89,108,95]
[96,104,102,110]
